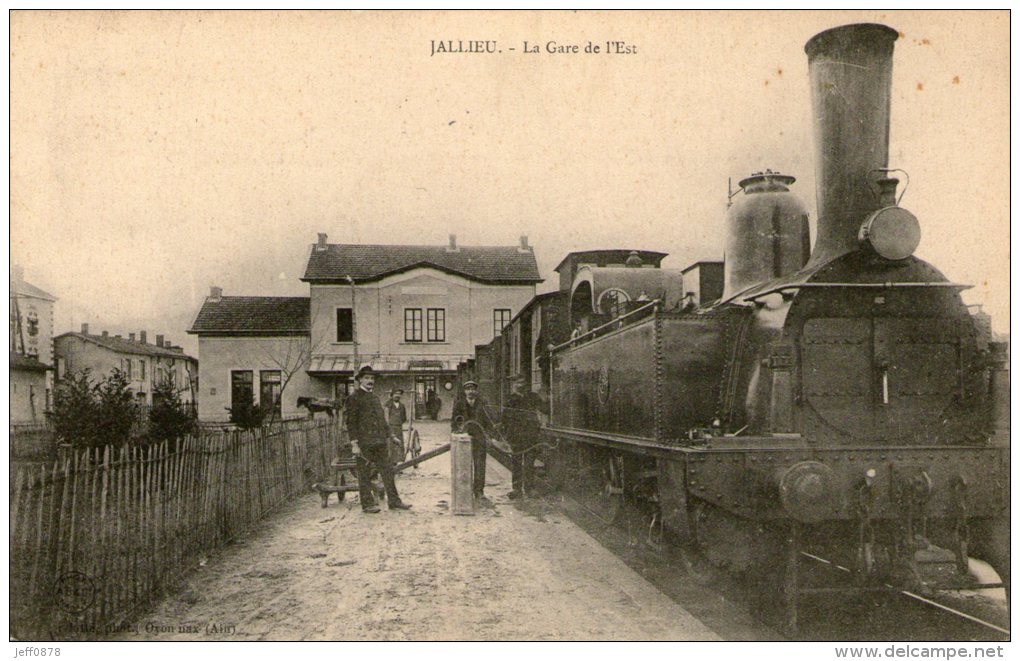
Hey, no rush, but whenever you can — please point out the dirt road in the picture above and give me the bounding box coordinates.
[116,421,720,641]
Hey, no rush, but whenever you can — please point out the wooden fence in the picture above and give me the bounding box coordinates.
[9,418,341,640]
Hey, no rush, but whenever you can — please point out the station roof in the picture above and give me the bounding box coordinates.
[303,243,542,285]
[188,296,310,336]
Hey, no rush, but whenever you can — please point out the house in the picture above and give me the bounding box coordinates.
[188,233,541,422]
[54,326,199,406]
[10,266,57,424]
[187,293,321,422]
[302,233,541,418]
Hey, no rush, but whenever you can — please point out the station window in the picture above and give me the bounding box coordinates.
[260,370,282,419]
[405,309,423,342]
[336,308,354,343]
[494,309,511,338]
[427,308,446,342]
[231,370,254,407]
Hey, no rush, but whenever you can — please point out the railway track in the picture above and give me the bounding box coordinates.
[486,445,1010,641]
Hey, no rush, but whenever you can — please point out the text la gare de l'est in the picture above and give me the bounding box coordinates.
[430,40,636,56]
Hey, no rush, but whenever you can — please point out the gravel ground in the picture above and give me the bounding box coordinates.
[116,421,721,641]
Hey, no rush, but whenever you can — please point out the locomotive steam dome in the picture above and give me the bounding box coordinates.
[722,170,810,300]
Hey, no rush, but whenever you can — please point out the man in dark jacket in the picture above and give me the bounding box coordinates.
[344,366,411,514]
[451,381,491,501]
[504,377,544,499]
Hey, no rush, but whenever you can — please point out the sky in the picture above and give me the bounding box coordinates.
[10,10,1010,356]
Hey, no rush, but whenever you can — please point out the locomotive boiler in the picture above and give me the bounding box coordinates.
[537,23,1009,630]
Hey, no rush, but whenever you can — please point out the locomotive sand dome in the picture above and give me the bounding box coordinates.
[722,170,810,300]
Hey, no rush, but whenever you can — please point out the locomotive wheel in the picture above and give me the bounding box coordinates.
[578,453,625,525]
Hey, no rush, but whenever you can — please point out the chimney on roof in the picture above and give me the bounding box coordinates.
[102,330,108,337]
[519,235,530,252]
[129,332,136,342]
[81,323,89,335]
[316,233,328,252]
[140,330,147,344]
[208,286,222,302]
[156,335,164,347]
[447,234,458,252]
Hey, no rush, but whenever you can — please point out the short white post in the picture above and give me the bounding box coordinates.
[450,432,475,516]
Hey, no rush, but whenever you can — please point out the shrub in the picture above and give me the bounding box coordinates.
[149,379,197,442]
[228,391,264,430]
[94,369,136,446]
[51,369,138,448]
[51,369,101,447]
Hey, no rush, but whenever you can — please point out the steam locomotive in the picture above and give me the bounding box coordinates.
[459,24,1009,630]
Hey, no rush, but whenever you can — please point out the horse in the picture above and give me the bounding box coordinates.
[296,397,343,419]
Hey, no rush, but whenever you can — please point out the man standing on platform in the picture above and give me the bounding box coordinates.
[504,377,544,499]
[345,366,412,514]
[451,380,491,502]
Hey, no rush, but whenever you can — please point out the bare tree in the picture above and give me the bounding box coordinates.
[256,304,327,421]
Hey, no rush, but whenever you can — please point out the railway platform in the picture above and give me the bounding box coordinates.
[115,421,722,641]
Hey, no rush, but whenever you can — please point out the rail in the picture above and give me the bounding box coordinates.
[550,299,660,353]
[801,552,1009,637]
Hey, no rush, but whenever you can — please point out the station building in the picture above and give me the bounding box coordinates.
[189,234,541,422]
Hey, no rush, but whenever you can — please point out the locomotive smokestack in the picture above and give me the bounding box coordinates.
[805,23,899,268]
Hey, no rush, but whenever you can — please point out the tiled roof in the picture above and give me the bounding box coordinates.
[188,296,310,335]
[12,279,57,301]
[55,333,197,361]
[10,352,52,371]
[302,243,542,284]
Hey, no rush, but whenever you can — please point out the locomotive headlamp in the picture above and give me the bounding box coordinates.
[858,206,921,260]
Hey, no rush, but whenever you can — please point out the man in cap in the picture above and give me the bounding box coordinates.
[384,388,408,461]
[504,377,545,499]
[344,366,411,513]
[451,380,491,501]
